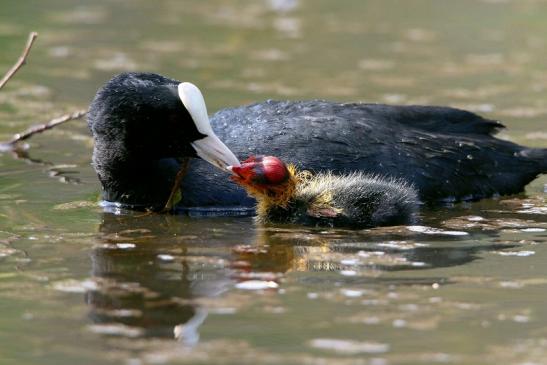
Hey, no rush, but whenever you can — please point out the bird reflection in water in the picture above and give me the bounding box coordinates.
[87,212,236,344]
[86,210,516,344]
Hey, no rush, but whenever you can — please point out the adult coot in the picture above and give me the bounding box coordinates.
[88,72,547,211]
[230,155,418,228]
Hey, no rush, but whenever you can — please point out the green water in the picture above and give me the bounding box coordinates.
[1,0,546,364]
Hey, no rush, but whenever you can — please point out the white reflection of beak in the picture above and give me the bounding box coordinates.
[178,82,240,171]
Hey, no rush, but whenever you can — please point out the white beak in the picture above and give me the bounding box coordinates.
[191,134,241,171]
[178,82,240,170]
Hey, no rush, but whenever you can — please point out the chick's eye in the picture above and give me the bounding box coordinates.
[250,165,269,184]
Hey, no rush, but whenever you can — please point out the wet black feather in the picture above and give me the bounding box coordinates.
[87,73,547,210]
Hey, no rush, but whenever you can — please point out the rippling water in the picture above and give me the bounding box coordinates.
[0,1,546,364]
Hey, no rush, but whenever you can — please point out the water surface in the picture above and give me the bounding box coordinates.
[0,1,546,364]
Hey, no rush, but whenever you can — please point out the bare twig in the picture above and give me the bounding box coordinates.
[1,109,87,147]
[0,32,83,185]
[0,32,38,91]
[162,158,190,212]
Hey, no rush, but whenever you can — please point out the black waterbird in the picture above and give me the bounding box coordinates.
[87,72,547,212]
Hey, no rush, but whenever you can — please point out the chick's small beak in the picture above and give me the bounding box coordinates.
[228,163,255,181]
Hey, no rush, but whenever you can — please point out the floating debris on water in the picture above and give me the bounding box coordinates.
[340,270,358,276]
[512,315,530,323]
[309,338,390,354]
[377,241,429,250]
[97,242,137,250]
[233,245,269,254]
[358,250,385,258]
[499,281,524,289]
[392,319,407,328]
[340,258,359,266]
[518,207,547,214]
[52,279,98,293]
[341,289,365,298]
[443,216,546,231]
[520,228,546,232]
[407,225,468,236]
[86,323,144,338]
[497,250,535,257]
[115,243,135,249]
[499,197,547,215]
[233,271,282,282]
[235,280,279,290]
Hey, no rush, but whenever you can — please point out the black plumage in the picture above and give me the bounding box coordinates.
[88,73,204,210]
[210,100,546,203]
[87,72,547,210]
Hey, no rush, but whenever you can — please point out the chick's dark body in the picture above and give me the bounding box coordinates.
[181,100,546,206]
[261,173,419,229]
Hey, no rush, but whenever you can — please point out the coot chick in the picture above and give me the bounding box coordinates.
[230,156,418,228]
[88,72,547,210]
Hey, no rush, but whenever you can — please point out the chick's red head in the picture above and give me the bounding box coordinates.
[230,155,290,187]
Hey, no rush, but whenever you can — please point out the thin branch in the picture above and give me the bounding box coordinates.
[0,32,38,91]
[162,158,190,212]
[2,109,87,146]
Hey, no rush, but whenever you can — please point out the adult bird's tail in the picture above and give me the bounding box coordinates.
[519,147,547,173]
